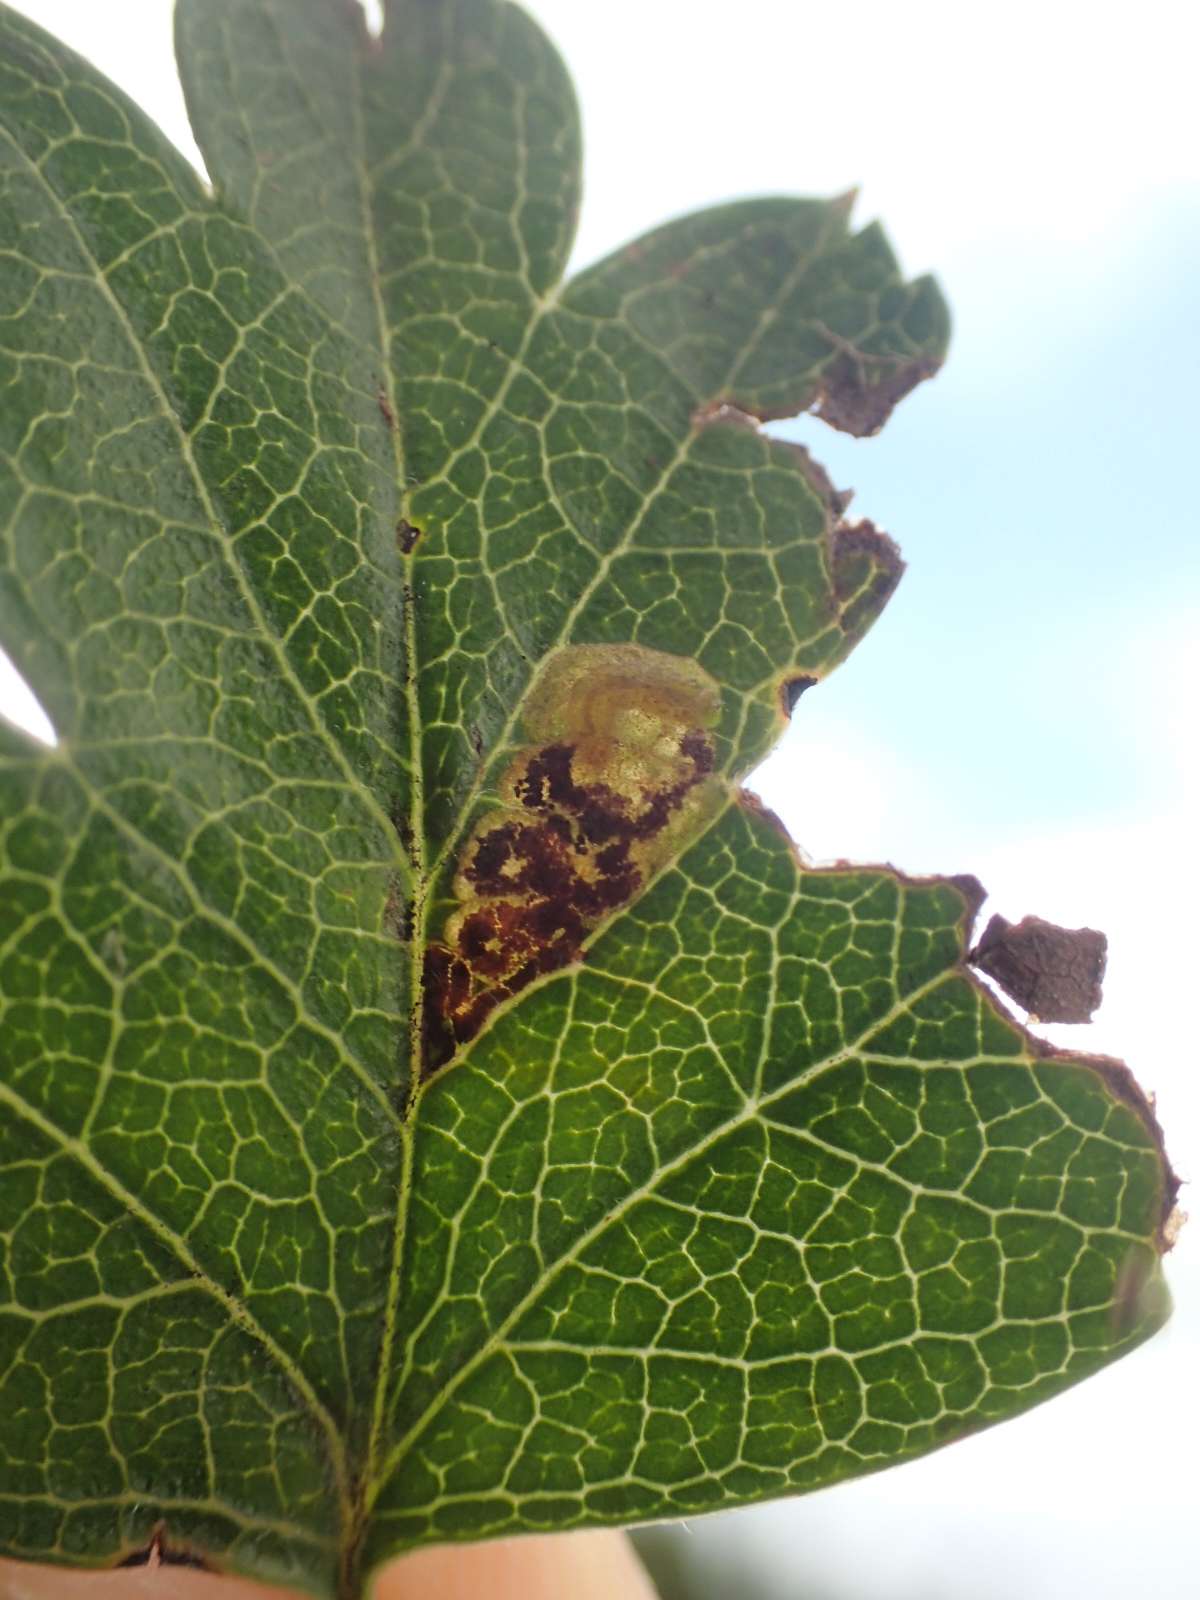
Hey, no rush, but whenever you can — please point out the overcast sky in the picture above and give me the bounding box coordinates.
[1,4,1197,1598]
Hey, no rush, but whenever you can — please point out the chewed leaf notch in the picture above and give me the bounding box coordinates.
[423,645,723,1070]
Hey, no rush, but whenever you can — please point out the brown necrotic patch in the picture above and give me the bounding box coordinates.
[831,519,904,638]
[423,646,723,1072]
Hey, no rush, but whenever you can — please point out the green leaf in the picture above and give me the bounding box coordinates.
[0,2,1175,1597]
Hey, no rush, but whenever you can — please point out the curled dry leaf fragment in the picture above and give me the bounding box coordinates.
[970,912,1108,1023]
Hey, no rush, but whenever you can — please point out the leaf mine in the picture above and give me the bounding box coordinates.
[422,645,724,1070]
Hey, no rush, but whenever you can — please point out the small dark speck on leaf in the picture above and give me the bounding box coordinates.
[390,798,415,857]
[397,518,422,554]
[384,882,413,942]
[970,912,1107,1023]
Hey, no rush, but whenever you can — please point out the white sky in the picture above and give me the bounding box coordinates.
[1,4,1197,1598]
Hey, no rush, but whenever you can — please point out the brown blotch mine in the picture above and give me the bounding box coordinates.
[423,645,722,1072]
[970,912,1107,1024]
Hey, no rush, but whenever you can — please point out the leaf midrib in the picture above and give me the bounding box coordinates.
[352,7,424,1548]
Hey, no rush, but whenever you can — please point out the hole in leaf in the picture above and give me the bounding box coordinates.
[0,643,57,746]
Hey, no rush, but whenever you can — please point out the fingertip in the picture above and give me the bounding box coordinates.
[372,1529,659,1600]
